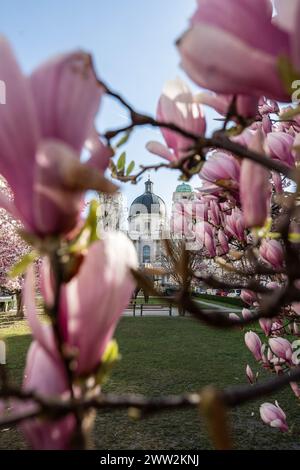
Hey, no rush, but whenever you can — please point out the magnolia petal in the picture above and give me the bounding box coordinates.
[178,24,289,101]
[85,131,113,172]
[146,141,175,162]
[21,341,75,450]
[59,232,138,375]
[24,266,57,359]
[30,52,103,152]
[0,37,40,225]
[33,139,84,235]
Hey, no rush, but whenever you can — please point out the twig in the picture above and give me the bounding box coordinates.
[1,366,300,427]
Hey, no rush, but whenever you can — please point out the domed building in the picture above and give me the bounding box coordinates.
[128,178,167,266]
[172,182,194,203]
[96,178,196,273]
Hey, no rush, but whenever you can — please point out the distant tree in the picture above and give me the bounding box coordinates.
[159,238,203,315]
[0,178,29,316]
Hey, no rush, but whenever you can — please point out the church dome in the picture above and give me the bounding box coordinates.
[129,178,166,217]
[175,182,192,193]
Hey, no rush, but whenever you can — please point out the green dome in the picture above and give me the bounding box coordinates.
[175,183,192,193]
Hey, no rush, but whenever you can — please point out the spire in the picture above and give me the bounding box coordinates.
[145,175,153,193]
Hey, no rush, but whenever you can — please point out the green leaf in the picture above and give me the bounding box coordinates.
[277,55,300,96]
[9,251,38,278]
[117,152,126,171]
[289,232,300,243]
[253,217,273,238]
[69,199,100,252]
[95,339,121,385]
[126,160,135,176]
[115,131,131,148]
[86,199,99,243]
[225,125,244,137]
[109,159,117,178]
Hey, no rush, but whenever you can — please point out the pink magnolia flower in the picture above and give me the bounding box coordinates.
[171,203,194,239]
[242,309,252,321]
[208,200,220,226]
[269,337,293,363]
[195,92,258,119]
[171,209,186,237]
[290,381,300,398]
[20,341,75,450]
[266,132,295,167]
[240,130,271,228]
[225,208,245,242]
[246,364,255,384]
[177,0,294,101]
[193,201,209,222]
[259,239,284,269]
[19,232,138,449]
[183,198,209,223]
[274,0,299,32]
[245,331,262,362]
[199,152,240,191]
[217,230,229,254]
[241,289,257,305]
[271,320,284,336]
[229,312,240,322]
[261,115,273,135]
[291,322,300,336]
[278,106,300,135]
[259,318,273,337]
[194,221,216,256]
[274,0,300,71]
[259,97,280,115]
[260,402,288,432]
[24,232,138,377]
[146,78,206,162]
[0,37,112,237]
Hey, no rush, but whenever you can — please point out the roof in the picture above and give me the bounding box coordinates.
[175,182,192,193]
[129,179,166,216]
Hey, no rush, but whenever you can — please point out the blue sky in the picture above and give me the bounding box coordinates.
[1,0,217,212]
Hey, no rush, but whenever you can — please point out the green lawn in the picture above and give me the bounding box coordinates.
[1,317,300,450]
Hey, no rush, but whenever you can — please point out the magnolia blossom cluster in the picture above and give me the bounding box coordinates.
[145,0,300,435]
[232,285,300,435]
[0,39,138,449]
[156,86,293,265]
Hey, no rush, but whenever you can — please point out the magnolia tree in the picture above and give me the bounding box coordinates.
[2,0,300,450]
[0,178,28,315]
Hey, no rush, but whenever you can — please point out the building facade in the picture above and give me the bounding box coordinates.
[128,178,167,267]
[97,178,195,269]
[97,192,128,232]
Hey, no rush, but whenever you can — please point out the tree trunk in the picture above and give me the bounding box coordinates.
[178,305,186,317]
[16,291,24,318]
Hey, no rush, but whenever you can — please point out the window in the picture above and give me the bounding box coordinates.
[143,245,151,263]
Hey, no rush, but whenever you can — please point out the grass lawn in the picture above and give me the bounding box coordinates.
[1,317,300,450]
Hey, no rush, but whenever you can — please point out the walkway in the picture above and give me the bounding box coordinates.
[123,299,242,317]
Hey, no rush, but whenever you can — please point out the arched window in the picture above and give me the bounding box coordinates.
[143,245,151,263]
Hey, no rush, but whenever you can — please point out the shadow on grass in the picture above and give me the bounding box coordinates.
[1,318,300,450]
